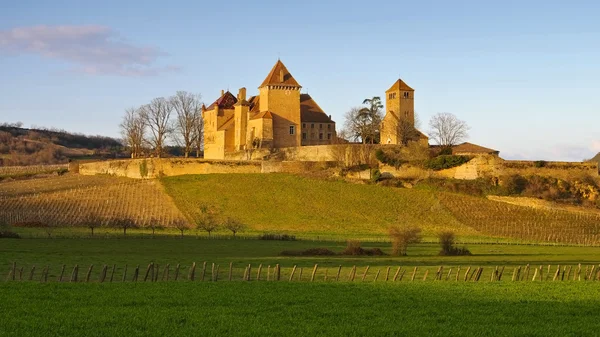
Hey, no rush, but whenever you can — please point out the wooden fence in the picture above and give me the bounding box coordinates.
[5,262,600,283]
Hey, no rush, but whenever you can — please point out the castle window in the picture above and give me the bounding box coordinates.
[319,133,323,140]
[327,124,331,130]
[302,123,306,129]
[302,132,307,140]
[311,123,314,129]
[289,125,295,135]
[319,124,323,129]
[327,133,332,140]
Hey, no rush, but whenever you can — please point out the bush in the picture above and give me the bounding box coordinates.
[439,147,453,155]
[0,223,20,239]
[258,233,296,241]
[438,231,471,256]
[424,155,471,171]
[371,169,381,183]
[340,240,385,256]
[375,149,406,169]
[280,248,336,256]
[534,160,547,168]
[389,226,422,256]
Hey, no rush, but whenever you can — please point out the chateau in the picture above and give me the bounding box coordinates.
[202,60,337,160]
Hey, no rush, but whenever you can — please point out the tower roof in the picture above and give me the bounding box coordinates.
[386,79,414,92]
[259,60,301,88]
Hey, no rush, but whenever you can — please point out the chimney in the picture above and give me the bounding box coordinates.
[238,87,247,101]
[220,89,224,96]
[279,69,284,82]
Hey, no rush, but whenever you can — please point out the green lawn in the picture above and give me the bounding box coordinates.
[1,282,600,337]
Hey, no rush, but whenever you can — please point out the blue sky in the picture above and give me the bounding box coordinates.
[1,0,599,161]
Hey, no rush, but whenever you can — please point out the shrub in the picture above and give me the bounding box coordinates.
[534,160,547,168]
[501,175,528,195]
[375,149,406,169]
[389,226,422,256]
[340,240,386,256]
[258,233,296,241]
[280,248,336,256]
[0,223,20,239]
[438,231,472,256]
[439,146,453,155]
[371,169,381,183]
[424,155,471,171]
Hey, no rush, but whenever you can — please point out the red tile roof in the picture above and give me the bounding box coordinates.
[206,91,238,110]
[300,94,333,123]
[259,60,301,88]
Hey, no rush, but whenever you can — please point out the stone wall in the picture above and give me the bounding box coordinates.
[77,158,262,179]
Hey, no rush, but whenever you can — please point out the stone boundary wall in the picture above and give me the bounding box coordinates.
[77,159,262,179]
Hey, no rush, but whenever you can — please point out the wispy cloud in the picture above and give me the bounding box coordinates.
[0,25,179,76]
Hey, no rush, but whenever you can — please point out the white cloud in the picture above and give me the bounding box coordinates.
[0,25,179,76]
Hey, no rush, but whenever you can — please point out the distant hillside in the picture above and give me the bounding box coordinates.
[0,124,124,166]
[588,152,600,166]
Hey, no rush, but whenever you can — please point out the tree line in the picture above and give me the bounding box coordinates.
[120,91,204,158]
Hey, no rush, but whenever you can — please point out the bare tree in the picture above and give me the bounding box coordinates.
[389,226,422,256]
[120,107,145,158]
[396,113,423,146]
[343,107,374,144]
[224,217,246,238]
[171,91,202,158]
[195,214,220,238]
[79,211,103,237]
[193,110,204,158]
[172,218,191,239]
[141,98,173,158]
[428,113,470,148]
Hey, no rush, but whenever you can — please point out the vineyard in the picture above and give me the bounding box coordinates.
[0,175,187,230]
[0,164,68,177]
[439,192,600,245]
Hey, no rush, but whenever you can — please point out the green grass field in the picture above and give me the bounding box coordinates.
[1,282,600,337]
[3,238,600,282]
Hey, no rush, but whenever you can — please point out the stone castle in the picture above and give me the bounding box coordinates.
[203,60,337,160]
[202,60,430,160]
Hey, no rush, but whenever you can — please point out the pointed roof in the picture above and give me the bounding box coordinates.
[206,91,238,110]
[386,79,414,92]
[300,94,334,123]
[250,111,273,120]
[259,60,301,88]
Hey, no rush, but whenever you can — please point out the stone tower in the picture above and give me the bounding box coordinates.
[258,60,302,148]
[381,79,415,145]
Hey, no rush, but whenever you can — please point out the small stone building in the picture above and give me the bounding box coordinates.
[202,60,336,160]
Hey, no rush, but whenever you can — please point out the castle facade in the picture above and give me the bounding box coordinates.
[202,60,336,160]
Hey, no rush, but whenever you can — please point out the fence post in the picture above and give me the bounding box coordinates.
[464,266,471,282]
[256,264,262,281]
[336,266,342,282]
[201,262,207,282]
[361,266,369,282]
[446,268,452,281]
[211,263,215,282]
[11,262,16,281]
[86,265,94,283]
[393,267,401,282]
[422,269,429,281]
[109,264,116,283]
[143,263,152,282]
[28,266,36,281]
[276,264,280,281]
[41,266,49,283]
[289,265,297,281]
[399,269,406,281]
[228,262,233,281]
[58,265,66,282]
[411,267,418,282]
[133,265,140,282]
[498,266,505,281]
[385,267,390,281]
[122,265,128,282]
[247,264,252,281]
[189,262,196,281]
[374,269,380,282]
[311,264,319,282]
[267,266,271,281]
[164,264,170,281]
[174,264,180,281]
[99,265,107,283]
[455,266,461,281]
[532,268,538,281]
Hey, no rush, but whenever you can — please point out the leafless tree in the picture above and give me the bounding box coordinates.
[195,214,220,238]
[344,107,380,144]
[120,107,145,158]
[224,217,246,238]
[171,91,202,158]
[389,226,422,256]
[428,113,470,148]
[172,218,191,239]
[141,97,173,158]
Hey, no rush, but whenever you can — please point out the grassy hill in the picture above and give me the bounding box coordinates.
[161,174,600,244]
